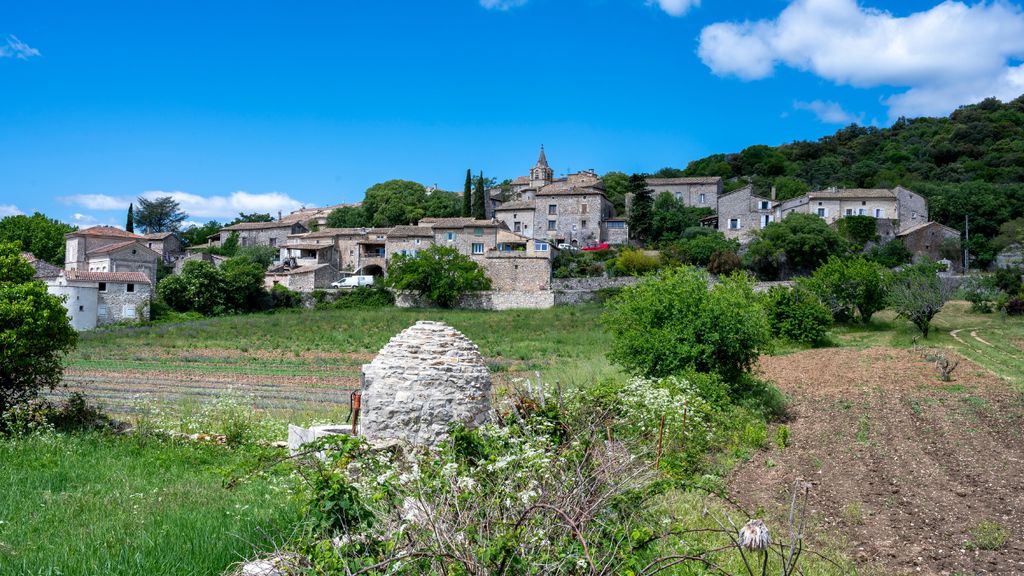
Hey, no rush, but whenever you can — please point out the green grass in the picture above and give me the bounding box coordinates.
[0,433,300,576]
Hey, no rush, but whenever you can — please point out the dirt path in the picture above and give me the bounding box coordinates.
[729,347,1024,575]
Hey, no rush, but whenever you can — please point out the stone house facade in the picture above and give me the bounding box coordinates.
[219,220,309,252]
[264,263,337,292]
[65,226,161,285]
[995,244,1024,269]
[142,232,182,263]
[645,177,723,209]
[65,270,152,325]
[421,218,502,257]
[716,185,775,242]
[897,221,963,270]
[777,187,927,233]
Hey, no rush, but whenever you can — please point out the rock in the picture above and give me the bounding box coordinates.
[236,553,305,576]
[360,320,493,446]
[287,424,350,457]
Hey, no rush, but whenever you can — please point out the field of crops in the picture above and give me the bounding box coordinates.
[62,304,616,418]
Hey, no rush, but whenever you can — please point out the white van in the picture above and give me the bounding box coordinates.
[331,275,375,289]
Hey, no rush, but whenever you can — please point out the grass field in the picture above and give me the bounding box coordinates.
[0,434,299,576]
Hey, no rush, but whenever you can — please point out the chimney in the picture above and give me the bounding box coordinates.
[278,210,282,221]
[771,186,777,201]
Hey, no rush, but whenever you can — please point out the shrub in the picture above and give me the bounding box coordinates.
[385,244,490,308]
[887,261,953,338]
[330,286,395,309]
[745,212,848,278]
[269,284,303,309]
[836,215,879,247]
[865,240,912,268]
[994,267,1023,295]
[958,275,999,313]
[707,250,742,275]
[1005,297,1024,316]
[158,260,225,315]
[612,248,660,276]
[552,250,606,278]
[0,244,78,420]
[603,266,771,383]
[764,286,833,344]
[801,256,888,324]
[661,232,739,268]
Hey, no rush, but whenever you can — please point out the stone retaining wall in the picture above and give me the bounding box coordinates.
[551,276,642,292]
[395,290,555,310]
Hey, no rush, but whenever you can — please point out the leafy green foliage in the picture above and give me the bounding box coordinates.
[603,266,771,382]
[220,257,268,312]
[135,196,187,233]
[179,220,222,248]
[649,192,715,243]
[228,212,274,226]
[551,249,609,278]
[125,204,134,233]
[325,206,368,228]
[237,245,278,268]
[887,261,952,338]
[158,260,226,316]
[462,169,473,217]
[385,244,491,307]
[0,244,78,419]
[363,180,429,227]
[764,286,833,345]
[472,172,487,220]
[0,212,77,265]
[601,171,629,214]
[627,173,653,243]
[801,256,889,323]
[865,240,912,268]
[836,215,880,248]
[745,213,848,278]
[708,250,742,275]
[612,248,659,276]
[662,231,740,268]
[269,284,303,309]
[994,267,1023,295]
[323,286,395,309]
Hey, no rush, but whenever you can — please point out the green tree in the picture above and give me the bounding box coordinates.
[0,212,77,265]
[887,261,952,338]
[602,171,629,214]
[385,245,491,308]
[463,169,473,217]
[179,221,222,248]
[0,244,77,419]
[836,215,879,248]
[603,266,771,382]
[126,204,134,233]
[362,180,428,227]
[745,213,847,278]
[157,260,226,316]
[627,173,653,244]
[662,232,740,267]
[649,192,715,244]
[220,256,268,313]
[423,190,462,219]
[228,213,273,226]
[865,240,912,268]
[135,196,187,233]
[801,256,888,323]
[472,172,487,220]
[764,285,833,345]
[325,206,368,228]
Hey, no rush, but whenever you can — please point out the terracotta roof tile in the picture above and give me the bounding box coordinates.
[65,270,152,284]
[68,226,142,239]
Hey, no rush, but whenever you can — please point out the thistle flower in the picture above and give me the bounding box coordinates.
[738,519,771,552]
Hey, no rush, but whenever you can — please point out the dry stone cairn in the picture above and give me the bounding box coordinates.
[360,320,492,446]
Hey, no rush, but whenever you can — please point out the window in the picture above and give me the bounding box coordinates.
[912,211,918,220]
[472,243,484,255]
[131,249,137,254]
[699,193,706,204]
[759,200,770,210]
[98,282,107,292]
[98,305,109,317]
[123,305,136,319]
[581,204,589,214]
[581,219,588,229]
[548,204,557,215]
[148,242,153,248]
[548,220,557,231]
[415,238,421,245]
[874,208,884,218]
[607,221,626,229]
[126,283,134,293]
[79,305,84,312]
[729,219,741,230]
[270,238,277,247]
[514,222,521,232]
[761,214,771,228]
[845,208,854,216]
[817,208,827,217]
[447,232,456,241]
[474,227,483,236]
[536,241,549,252]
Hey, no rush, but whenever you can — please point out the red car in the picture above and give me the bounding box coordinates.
[582,243,610,252]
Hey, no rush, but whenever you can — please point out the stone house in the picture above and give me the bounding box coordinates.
[716,185,775,242]
[64,270,152,326]
[385,225,434,259]
[995,243,1024,270]
[65,226,160,285]
[493,200,537,237]
[173,252,228,274]
[480,230,553,292]
[219,220,309,252]
[777,187,927,233]
[645,176,723,209]
[142,232,182,263]
[264,264,338,292]
[897,221,963,270]
[421,218,503,257]
[278,242,339,269]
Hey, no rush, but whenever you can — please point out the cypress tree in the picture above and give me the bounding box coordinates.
[473,172,487,220]
[462,169,472,217]
[126,204,135,233]
[627,173,653,243]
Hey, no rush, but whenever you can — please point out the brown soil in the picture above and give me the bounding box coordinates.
[729,347,1024,575]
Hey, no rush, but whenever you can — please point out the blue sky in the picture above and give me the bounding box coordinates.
[2,0,1023,227]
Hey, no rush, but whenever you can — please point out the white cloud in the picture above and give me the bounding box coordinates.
[480,0,527,10]
[793,100,862,124]
[698,0,1024,119]
[647,0,700,17]
[0,204,23,217]
[0,35,40,60]
[72,213,98,225]
[62,190,309,221]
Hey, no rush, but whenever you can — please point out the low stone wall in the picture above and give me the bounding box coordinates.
[551,276,642,292]
[395,290,555,310]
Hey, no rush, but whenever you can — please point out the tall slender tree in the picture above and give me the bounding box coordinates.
[473,171,487,220]
[125,204,134,233]
[627,173,653,243]
[462,169,472,217]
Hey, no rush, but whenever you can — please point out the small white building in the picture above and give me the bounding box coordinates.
[44,274,100,331]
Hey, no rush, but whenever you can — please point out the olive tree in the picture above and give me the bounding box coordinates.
[0,243,77,419]
[887,262,953,338]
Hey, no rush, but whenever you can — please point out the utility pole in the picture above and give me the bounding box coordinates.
[964,214,970,272]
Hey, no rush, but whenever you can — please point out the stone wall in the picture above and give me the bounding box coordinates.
[360,321,492,446]
[478,254,552,292]
[98,281,152,324]
[551,276,641,292]
[533,194,608,246]
[395,290,555,310]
